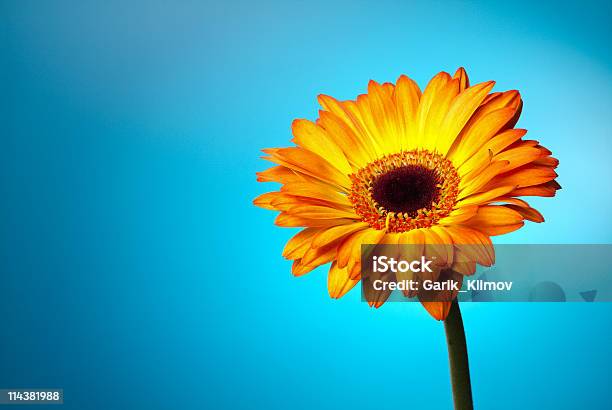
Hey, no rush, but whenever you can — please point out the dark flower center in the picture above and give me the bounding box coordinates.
[371,165,440,216]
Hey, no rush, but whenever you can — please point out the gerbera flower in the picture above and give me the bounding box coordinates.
[254,68,560,320]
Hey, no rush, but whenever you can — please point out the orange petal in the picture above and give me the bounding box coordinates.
[504,204,545,223]
[456,185,517,207]
[253,192,282,210]
[328,261,360,299]
[438,205,479,225]
[487,197,529,207]
[458,129,528,175]
[281,182,352,207]
[312,222,370,249]
[461,206,526,236]
[463,205,523,226]
[275,213,356,228]
[284,205,358,220]
[443,226,494,267]
[420,301,452,321]
[337,228,385,273]
[452,67,470,91]
[424,228,453,266]
[487,129,528,155]
[471,223,524,236]
[509,180,561,197]
[292,259,317,276]
[486,165,558,190]
[364,281,392,309]
[256,166,305,183]
[477,90,522,118]
[349,260,362,279]
[269,192,350,212]
[301,241,338,266]
[532,156,559,168]
[494,144,550,173]
[283,227,322,259]
[263,147,352,190]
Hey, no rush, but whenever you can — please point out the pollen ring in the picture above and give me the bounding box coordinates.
[348,150,460,232]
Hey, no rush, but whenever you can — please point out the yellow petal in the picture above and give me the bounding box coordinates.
[393,74,422,150]
[422,78,460,152]
[291,119,352,175]
[415,72,452,148]
[437,80,495,156]
[451,107,518,167]
[365,80,400,154]
[317,101,376,166]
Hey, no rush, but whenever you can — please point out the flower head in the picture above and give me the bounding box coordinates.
[254,68,560,319]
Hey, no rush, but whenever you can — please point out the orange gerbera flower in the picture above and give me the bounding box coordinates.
[254,68,560,320]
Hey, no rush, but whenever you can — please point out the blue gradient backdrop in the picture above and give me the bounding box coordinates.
[2,1,612,409]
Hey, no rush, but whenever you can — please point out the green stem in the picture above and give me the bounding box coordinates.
[444,299,474,410]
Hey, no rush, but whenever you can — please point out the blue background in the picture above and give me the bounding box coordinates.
[2,1,611,408]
